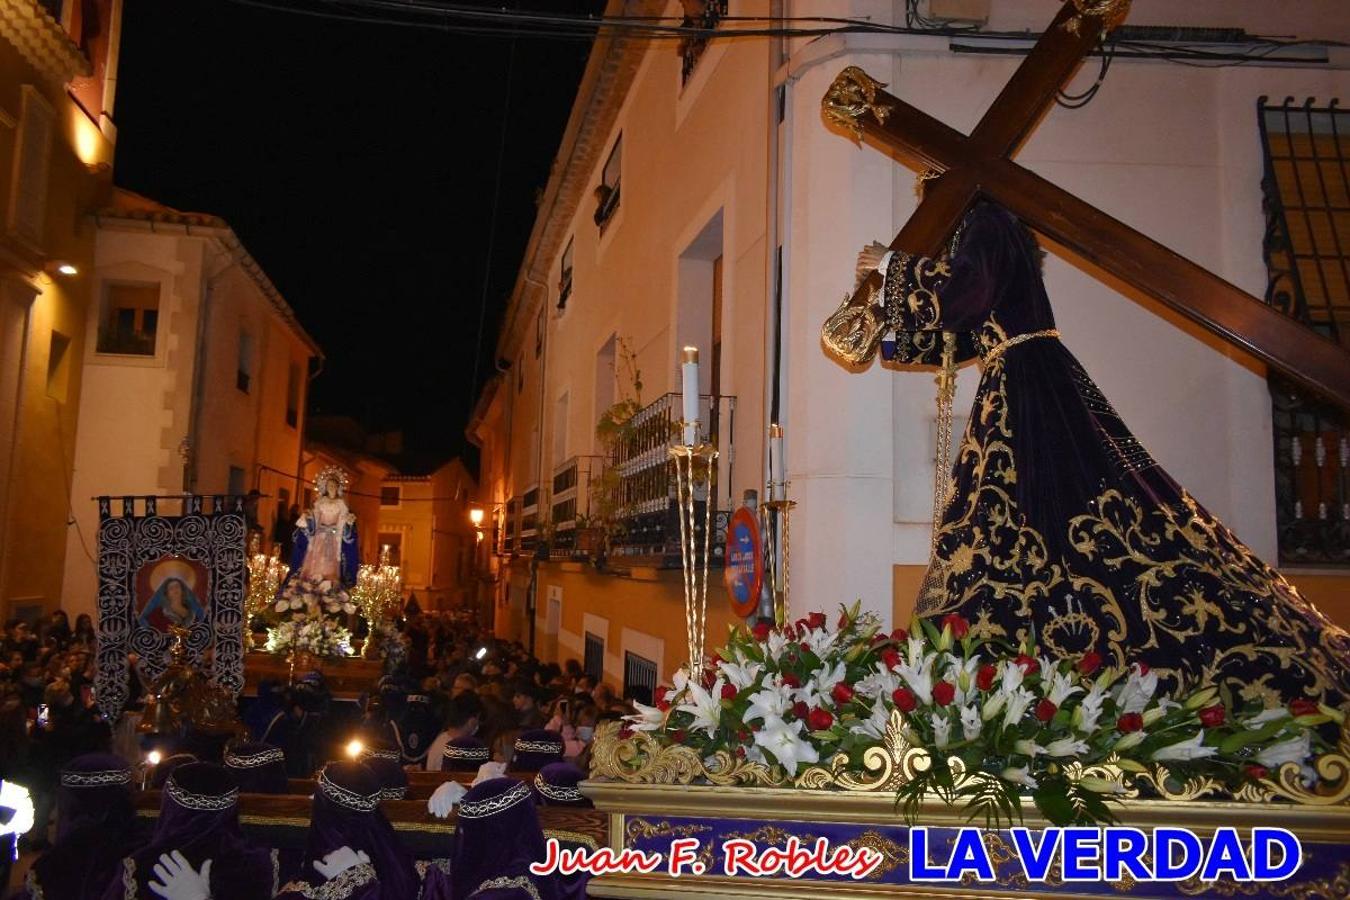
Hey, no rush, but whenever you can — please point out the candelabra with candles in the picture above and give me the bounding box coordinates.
[761,423,796,629]
[351,544,402,628]
[672,347,719,675]
[245,534,289,622]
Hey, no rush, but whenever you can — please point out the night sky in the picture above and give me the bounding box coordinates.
[114,1,602,466]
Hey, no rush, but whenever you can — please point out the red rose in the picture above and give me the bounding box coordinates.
[781,672,801,689]
[976,664,997,692]
[737,729,750,742]
[752,622,771,642]
[808,612,827,630]
[720,683,737,701]
[1198,704,1225,728]
[1035,699,1057,723]
[1290,699,1320,717]
[838,612,849,629]
[673,729,687,743]
[881,649,901,670]
[1014,654,1040,677]
[710,653,723,666]
[798,642,811,654]
[792,701,809,719]
[891,628,909,642]
[892,688,918,712]
[941,614,969,639]
[932,681,956,707]
[1136,662,1150,675]
[1077,651,1103,676]
[795,618,809,634]
[784,624,797,641]
[1117,713,1144,733]
[871,633,888,646]
[656,698,672,712]
[831,682,855,705]
[655,685,669,704]
[618,727,634,739]
[808,707,834,731]
[735,746,746,758]
[1245,764,1269,780]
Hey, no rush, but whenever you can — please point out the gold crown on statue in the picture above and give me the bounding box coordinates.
[313,465,350,496]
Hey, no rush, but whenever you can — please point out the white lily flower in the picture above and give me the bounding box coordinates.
[1046,737,1090,757]
[931,712,952,749]
[1002,687,1037,731]
[624,702,666,733]
[998,660,1026,694]
[718,657,763,691]
[1075,682,1108,734]
[1255,732,1312,770]
[854,663,901,701]
[849,699,890,740]
[752,716,819,776]
[960,704,982,742]
[743,681,793,725]
[1044,668,1083,707]
[1243,707,1290,728]
[804,626,838,658]
[1115,665,1160,715]
[765,630,789,663]
[943,655,982,705]
[676,677,725,739]
[1002,767,1038,790]
[798,661,847,708]
[905,635,928,667]
[275,600,288,613]
[1013,739,1046,758]
[671,668,690,693]
[895,653,937,705]
[981,692,1007,722]
[1151,731,1217,762]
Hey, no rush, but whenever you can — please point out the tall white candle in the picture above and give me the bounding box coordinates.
[681,347,700,446]
[769,423,784,498]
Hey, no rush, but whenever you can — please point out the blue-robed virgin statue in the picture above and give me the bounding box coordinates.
[276,465,360,617]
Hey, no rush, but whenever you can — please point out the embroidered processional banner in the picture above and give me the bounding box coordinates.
[95,495,247,720]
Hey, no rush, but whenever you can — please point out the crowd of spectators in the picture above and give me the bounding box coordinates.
[0,611,109,853]
[342,610,635,774]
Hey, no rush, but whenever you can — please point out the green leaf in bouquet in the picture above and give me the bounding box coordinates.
[1032,779,1074,827]
[1217,718,1291,755]
[920,617,943,647]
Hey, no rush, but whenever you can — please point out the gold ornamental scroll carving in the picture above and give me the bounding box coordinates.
[822,66,894,142]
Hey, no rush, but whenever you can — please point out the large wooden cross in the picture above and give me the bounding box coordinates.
[824,0,1350,409]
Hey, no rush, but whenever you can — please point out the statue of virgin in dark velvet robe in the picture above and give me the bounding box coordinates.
[824,200,1350,708]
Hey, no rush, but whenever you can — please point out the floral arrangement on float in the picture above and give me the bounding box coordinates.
[594,603,1350,826]
[264,610,354,659]
[362,617,408,670]
[275,576,358,619]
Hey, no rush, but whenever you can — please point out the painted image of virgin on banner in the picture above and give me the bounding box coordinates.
[135,557,210,632]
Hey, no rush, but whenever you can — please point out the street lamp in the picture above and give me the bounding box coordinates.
[468,507,485,527]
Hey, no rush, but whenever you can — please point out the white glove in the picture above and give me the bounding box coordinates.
[314,846,371,880]
[0,781,34,838]
[472,761,507,786]
[427,781,468,819]
[148,851,212,900]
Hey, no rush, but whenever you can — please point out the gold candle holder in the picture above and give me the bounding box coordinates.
[670,429,718,675]
[761,487,796,629]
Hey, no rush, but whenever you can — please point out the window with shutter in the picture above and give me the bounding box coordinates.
[8,86,55,250]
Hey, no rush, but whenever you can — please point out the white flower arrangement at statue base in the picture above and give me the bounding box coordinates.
[265,610,354,659]
[622,602,1341,828]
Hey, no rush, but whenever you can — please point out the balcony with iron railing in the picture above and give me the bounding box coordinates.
[548,455,602,559]
[1259,97,1350,566]
[606,391,736,567]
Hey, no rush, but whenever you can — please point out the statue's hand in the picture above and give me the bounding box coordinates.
[296,513,310,530]
[856,241,890,285]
